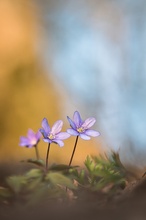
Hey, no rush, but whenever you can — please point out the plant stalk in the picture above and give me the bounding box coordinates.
[35,145,39,160]
[68,136,79,167]
[46,143,51,171]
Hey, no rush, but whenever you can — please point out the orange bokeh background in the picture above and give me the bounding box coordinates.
[0,0,101,166]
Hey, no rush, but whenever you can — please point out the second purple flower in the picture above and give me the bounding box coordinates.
[40,118,70,147]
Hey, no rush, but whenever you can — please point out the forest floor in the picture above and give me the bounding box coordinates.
[0,163,146,220]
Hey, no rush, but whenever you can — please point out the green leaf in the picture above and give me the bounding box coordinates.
[25,177,42,191]
[84,156,95,172]
[69,168,85,184]
[25,168,43,179]
[6,176,27,194]
[84,153,127,191]
[0,187,12,198]
[21,159,45,167]
[45,172,76,189]
[79,169,85,184]
[49,164,78,172]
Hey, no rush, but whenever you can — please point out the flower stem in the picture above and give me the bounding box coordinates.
[68,136,79,167]
[34,145,39,160]
[46,143,51,171]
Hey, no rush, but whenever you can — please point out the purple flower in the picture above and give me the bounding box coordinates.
[67,111,100,140]
[40,118,70,147]
[19,129,41,148]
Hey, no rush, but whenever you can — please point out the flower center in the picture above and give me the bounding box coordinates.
[48,133,55,140]
[30,139,37,145]
[77,127,84,133]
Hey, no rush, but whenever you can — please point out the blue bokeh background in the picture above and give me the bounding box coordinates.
[38,0,146,170]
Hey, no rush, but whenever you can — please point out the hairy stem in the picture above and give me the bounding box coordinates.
[68,136,79,166]
[46,143,51,171]
[35,145,39,160]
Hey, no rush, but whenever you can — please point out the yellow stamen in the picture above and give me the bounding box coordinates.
[48,133,54,139]
[77,127,84,133]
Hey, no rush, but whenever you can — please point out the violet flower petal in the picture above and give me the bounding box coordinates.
[43,138,52,143]
[42,118,51,134]
[19,137,29,146]
[84,129,100,137]
[51,120,63,135]
[55,132,70,140]
[53,139,64,147]
[67,116,76,129]
[36,130,42,139]
[73,111,82,127]
[28,144,34,148]
[79,133,91,140]
[39,128,48,138]
[82,117,96,129]
[67,128,79,136]
[27,129,35,139]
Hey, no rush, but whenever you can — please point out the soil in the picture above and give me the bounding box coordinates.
[0,163,146,220]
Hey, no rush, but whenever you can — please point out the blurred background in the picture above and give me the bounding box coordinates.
[0,0,146,174]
